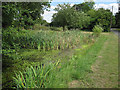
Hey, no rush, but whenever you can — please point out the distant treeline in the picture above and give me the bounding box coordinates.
[2,1,120,31]
[50,1,120,31]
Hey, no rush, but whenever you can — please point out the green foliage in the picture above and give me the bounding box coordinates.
[51,3,71,31]
[68,12,91,29]
[51,3,91,30]
[115,12,120,28]
[86,9,98,30]
[2,2,16,28]
[72,1,115,32]
[13,61,60,88]
[3,27,93,55]
[96,8,114,32]
[2,2,51,29]
[50,27,63,31]
[92,25,103,36]
[2,27,27,49]
[87,8,115,32]
[44,35,107,88]
[2,28,96,88]
[33,24,50,30]
[73,0,95,13]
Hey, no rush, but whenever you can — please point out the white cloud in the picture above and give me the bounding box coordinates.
[95,0,117,3]
[94,3,118,15]
[41,10,57,23]
[51,0,116,2]
[50,6,57,10]
[70,4,75,7]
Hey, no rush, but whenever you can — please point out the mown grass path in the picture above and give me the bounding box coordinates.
[81,33,118,88]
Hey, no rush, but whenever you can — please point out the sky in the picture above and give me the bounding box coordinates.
[41,0,119,23]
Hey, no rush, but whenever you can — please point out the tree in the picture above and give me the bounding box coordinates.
[96,8,115,32]
[52,3,72,31]
[51,3,91,31]
[68,12,91,29]
[2,2,51,29]
[2,2,17,28]
[73,0,95,13]
[86,8,115,32]
[115,12,120,28]
[86,9,98,30]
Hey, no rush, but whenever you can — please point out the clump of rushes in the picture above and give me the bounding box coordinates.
[43,42,46,52]
[37,43,41,51]
[47,42,50,51]
[56,42,59,50]
[50,41,53,50]
[62,40,65,50]
[13,60,60,88]
[54,42,56,50]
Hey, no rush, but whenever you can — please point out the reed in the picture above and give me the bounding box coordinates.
[3,29,92,52]
[13,60,60,88]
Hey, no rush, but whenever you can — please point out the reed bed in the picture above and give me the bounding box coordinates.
[3,29,91,52]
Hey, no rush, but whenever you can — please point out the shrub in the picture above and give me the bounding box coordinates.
[33,24,50,30]
[92,25,103,36]
[50,27,63,31]
[33,24,40,30]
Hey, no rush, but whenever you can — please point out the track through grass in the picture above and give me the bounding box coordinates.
[75,32,118,88]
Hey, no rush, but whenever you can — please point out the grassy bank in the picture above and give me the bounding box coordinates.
[81,32,118,88]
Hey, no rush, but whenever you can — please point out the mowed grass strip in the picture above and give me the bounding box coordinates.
[80,32,118,88]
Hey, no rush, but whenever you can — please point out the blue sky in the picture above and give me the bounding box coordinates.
[50,0,117,6]
[42,0,119,23]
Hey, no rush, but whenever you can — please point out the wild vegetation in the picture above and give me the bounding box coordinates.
[2,0,119,89]
[2,28,96,88]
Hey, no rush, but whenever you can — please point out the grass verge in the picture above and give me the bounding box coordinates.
[81,32,118,88]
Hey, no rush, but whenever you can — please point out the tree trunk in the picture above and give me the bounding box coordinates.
[63,26,65,31]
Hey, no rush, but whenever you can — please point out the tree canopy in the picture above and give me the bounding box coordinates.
[51,0,115,32]
[115,12,120,28]
[73,0,95,13]
[87,8,115,31]
[2,2,51,29]
[51,3,91,30]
